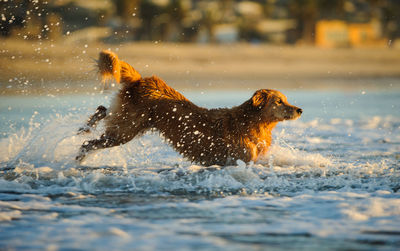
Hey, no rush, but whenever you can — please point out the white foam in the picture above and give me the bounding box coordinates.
[0,210,21,221]
[0,112,399,196]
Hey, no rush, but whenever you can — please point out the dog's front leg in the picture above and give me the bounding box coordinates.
[78,105,107,134]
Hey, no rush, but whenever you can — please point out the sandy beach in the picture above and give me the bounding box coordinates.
[1,39,400,94]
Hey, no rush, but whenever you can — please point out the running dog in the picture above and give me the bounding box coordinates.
[76,51,302,166]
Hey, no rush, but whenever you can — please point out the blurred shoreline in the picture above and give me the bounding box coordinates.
[1,39,400,95]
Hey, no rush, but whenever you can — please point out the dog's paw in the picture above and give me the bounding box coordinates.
[77,126,91,135]
[75,142,92,164]
[75,153,85,164]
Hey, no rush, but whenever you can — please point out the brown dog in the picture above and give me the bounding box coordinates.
[76,51,302,166]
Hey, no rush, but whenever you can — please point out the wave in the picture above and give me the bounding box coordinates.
[0,112,399,196]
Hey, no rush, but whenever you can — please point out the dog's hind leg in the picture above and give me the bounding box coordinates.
[75,122,147,163]
[78,105,107,134]
[75,134,121,163]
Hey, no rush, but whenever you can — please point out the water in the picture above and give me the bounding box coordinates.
[1,90,399,250]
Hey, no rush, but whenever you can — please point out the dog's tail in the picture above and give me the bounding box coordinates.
[98,50,141,84]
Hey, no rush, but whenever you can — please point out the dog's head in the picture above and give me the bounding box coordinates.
[251,89,302,122]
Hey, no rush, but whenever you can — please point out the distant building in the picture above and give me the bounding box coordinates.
[214,24,238,43]
[316,20,386,48]
[348,21,383,47]
[256,19,297,44]
[316,20,349,48]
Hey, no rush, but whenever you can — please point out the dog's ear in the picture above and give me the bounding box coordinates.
[252,90,268,108]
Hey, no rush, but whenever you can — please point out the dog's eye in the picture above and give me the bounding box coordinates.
[277,99,283,104]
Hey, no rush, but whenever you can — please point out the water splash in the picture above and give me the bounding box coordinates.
[1,111,398,196]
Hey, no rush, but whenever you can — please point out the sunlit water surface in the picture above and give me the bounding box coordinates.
[1,90,399,250]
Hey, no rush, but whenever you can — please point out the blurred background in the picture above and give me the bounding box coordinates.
[1,0,400,94]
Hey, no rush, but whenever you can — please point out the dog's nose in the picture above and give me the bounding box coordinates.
[297,108,303,114]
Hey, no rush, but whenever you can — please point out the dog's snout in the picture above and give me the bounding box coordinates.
[297,108,303,115]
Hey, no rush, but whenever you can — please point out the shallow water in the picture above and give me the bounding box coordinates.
[1,90,399,250]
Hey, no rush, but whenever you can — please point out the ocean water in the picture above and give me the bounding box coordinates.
[0,90,399,250]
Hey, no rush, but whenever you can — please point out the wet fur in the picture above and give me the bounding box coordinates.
[76,51,302,166]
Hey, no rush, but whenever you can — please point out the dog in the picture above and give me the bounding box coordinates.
[76,50,302,166]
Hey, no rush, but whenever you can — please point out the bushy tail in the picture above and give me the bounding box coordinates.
[98,50,141,84]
